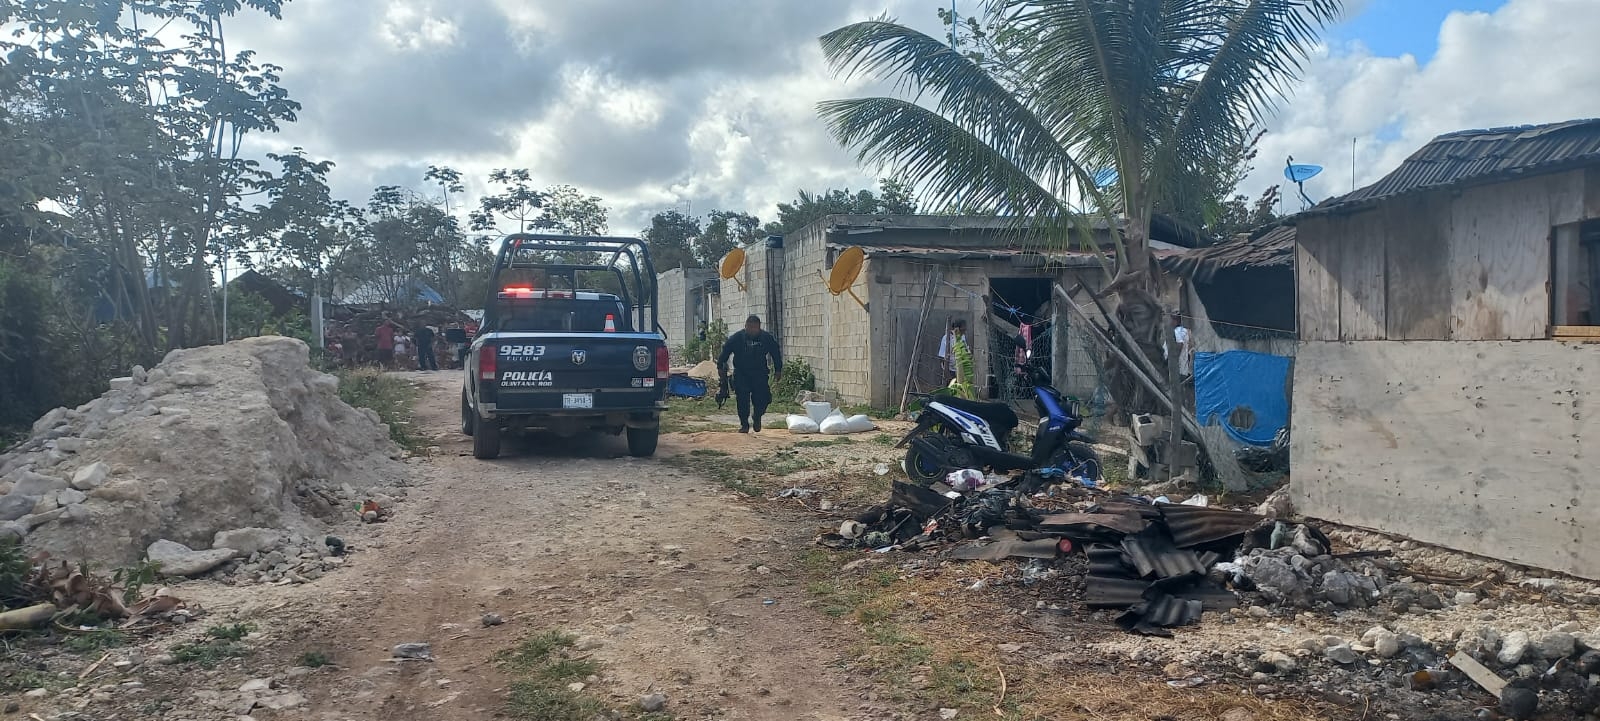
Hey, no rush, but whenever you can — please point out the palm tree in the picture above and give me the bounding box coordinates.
[818,0,1342,284]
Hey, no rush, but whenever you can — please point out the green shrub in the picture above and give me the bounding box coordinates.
[677,318,727,364]
[334,368,422,452]
[772,358,815,402]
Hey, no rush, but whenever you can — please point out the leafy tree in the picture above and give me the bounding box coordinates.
[699,210,761,266]
[1209,186,1282,242]
[539,185,608,236]
[249,148,355,298]
[762,178,920,235]
[425,165,464,213]
[469,169,545,233]
[818,0,1341,286]
[642,210,702,271]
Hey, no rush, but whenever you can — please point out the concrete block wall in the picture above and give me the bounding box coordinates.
[715,244,780,333]
[779,224,835,394]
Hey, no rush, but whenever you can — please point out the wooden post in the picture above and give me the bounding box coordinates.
[1054,284,1206,441]
[1165,306,1183,481]
[898,267,941,415]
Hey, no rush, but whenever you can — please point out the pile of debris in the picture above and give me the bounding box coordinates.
[0,337,407,572]
[824,475,1370,635]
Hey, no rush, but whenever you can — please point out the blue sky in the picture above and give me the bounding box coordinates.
[1328,0,1508,61]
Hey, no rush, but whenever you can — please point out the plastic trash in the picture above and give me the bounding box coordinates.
[946,469,985,492]
[786,414,820,434]
[1180,494,1210,507]
[873,463,890,476]
[819,410,850,435]
[844,414,876,433]
[839,520,866,539]
[804,401,834,424]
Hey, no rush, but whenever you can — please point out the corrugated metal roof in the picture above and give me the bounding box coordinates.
[1161,225,1295,281]
[1158,505,1266,548]
[834,243,1107,267]
[1120,534,1209,579]
[1084,575,1151,608]
[1304,118,1600,217]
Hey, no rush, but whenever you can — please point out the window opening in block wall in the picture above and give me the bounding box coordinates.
[1552,219,1600,331]
[987,277,1053,404]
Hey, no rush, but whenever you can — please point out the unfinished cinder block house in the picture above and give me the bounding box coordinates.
[1288,118,1600,579]
[686,215,1197,409]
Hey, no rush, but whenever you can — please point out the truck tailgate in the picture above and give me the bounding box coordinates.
[485,332,665,412]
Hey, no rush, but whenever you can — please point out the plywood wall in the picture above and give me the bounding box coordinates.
[1295,169,1592,342]
[1292,340,1600,580]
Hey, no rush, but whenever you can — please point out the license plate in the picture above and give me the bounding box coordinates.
[562,393,594,409]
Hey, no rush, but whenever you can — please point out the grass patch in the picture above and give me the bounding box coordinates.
[872,432,897,446]
[206,622,255,641]
[497,631,619,721]
[334,368,423,452]
[61,629,126,653]
[298,650,331,668]
[791,437,852,448]
[665,447,816,497]
[0,669,67,693]
[171,639,249,668]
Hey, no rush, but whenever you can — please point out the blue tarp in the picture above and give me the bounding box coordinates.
[1193,350,1291,447]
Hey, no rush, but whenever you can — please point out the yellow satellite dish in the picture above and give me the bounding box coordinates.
[719,248,747,291]
[826,246,868,310]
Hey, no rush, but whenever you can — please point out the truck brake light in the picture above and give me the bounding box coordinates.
[655,346,669,380]
[479,345,497,380]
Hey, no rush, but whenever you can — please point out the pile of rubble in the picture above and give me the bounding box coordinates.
[823,475,1352,635]
[0,337,407,573]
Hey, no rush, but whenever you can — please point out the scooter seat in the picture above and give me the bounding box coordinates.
[935,397,1019,436]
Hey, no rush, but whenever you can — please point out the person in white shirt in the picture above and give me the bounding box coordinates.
[936,319,967,383]
[1169,311,1191,378]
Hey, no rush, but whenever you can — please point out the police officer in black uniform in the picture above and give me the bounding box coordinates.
[717,314,783,433]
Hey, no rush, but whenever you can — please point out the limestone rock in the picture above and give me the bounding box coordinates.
[70,462,110,490]
[146,539,236,577]
[213,528,285,558]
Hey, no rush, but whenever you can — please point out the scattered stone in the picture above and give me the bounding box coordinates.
[393,643,433,661]
[997,642,1024,654]
[256,691,308,711]
[1364,628,1403,659]
[70,462,110,490]
[239,679,275,693]
[1320,570,1378,607]
[54,437,85,454]
[1259,651,1296,674]
[1534,631,1576,660]
[1254,488,1292,518]
[1499,685,1538,721]
[639,693,668,712]
[0,495,35,522]
[146,539,236,577]
[1521,578,1560,591]
[23,688,49,698]
[213,528,285,558]
[54,488,87,506]
[1325,645,1359,665]
[1298,637,1328,654]
[1499,632,1532,666]
[1577,650,1600,676]
[481,613,504,627]
[1455,591,1480,606]
[1220,709,1256,721]
[567,682,586,693]
[1246,605,1271,619]
[12,470,67,497]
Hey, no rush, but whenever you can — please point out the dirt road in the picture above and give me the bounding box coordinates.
[247,371,887,721]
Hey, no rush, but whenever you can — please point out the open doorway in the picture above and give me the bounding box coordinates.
[987,277,1053,402]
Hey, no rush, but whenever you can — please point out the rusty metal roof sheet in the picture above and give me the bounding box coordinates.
[1161,225,1295,281]
[1303,118,1600,217]
[1158,505,1266,548]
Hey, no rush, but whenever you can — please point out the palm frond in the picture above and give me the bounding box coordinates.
[819,19,1082,196]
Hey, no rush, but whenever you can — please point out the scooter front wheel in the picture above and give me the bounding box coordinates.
[904,444,946,486]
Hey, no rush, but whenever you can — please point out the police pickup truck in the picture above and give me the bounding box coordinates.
[461,235,668,459]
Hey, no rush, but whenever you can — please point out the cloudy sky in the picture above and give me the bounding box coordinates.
[226,0,1600,234]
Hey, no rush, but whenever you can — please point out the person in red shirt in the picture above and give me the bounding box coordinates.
[374,319,397,368]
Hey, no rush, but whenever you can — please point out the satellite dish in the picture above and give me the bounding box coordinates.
[826,246,868,310]
[1284,164,1323,183]
[1285,156,1321,210]
[1092,168,1118,188]
[718,248,747,291]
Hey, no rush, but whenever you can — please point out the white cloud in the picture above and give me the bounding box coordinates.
[1247,0,1600,209]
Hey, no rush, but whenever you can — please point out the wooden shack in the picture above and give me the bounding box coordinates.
[1289,119,1600,579]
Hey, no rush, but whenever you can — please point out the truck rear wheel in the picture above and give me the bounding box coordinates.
[473,418,501,459]
[460,391,475,437]
[626,427,659,457]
